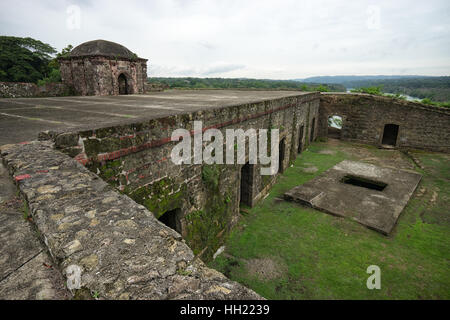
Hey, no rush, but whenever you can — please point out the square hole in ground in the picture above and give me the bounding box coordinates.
[284,160,421,235]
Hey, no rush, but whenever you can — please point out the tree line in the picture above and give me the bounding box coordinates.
[148,77,345,92]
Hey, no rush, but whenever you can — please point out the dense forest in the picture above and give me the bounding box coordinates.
[0,36,72,85]
[148,77,346,92]
[0,36,57,83]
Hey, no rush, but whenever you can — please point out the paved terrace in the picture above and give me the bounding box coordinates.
[0,90,308,146]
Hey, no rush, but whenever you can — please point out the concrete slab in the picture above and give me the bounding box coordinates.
[284,160,422,235]
[0,90,310,145]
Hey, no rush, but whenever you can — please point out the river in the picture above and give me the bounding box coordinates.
[346,88,421,102]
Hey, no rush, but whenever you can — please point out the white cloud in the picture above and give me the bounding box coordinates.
[1,0,449,78]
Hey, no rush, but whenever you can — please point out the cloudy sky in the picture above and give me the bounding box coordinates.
[1,0,449,79]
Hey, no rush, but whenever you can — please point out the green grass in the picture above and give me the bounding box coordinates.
[209,141,450,299]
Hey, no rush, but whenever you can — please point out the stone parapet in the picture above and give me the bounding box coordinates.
[0,141,261,300]
[0,82,73,98]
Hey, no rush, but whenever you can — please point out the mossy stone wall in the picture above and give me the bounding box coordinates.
[56,93,320,261]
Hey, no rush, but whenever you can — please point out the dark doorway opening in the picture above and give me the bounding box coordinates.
[118,74,128,95]
[341,175,387,191]
[158,208,182,234]
[298,125,304,153]
[279,138,286,173]
[240,163,253,206]
[327,115,342,139]
[382,124,399,146]
[310,118,316,143]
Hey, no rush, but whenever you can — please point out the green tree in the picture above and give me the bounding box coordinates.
[351,86,383,95]
[39,44,73,86]
[0,36,57,83]
[316,84,330,92]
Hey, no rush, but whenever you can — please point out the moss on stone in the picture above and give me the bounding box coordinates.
[83,138,102,158]
[185,165,234,262]
[184,191,232,261]
[87,159,123,187]
[202,165,221,190]
[128,178,186,219]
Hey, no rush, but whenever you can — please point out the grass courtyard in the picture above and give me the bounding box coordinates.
[209,139,450,299]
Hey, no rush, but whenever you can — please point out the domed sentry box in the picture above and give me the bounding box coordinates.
[58,40,148,96]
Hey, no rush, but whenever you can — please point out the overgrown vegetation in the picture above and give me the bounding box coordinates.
[148,77,345,92]
[350,86,384,95]
[37,44,73,86]
[420,98,450,109]
[346,77,450,102]
[209,140,450,299]
[185,165,232,260]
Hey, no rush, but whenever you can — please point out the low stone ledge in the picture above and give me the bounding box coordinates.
[0,82,74,98]
[0,141,261,300]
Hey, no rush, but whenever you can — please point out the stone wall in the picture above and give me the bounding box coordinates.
[59,56,147,96]
[144,82,169,92]
[53,93,320,261]
[0,82,73,98]
[319,93,450,152]
[1,141,261,300]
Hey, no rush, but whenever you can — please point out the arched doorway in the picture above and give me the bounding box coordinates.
[382,124,399,146]
[328,115,343,139]
[118,74,128,95]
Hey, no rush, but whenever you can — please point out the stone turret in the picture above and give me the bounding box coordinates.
[59,40,148,96]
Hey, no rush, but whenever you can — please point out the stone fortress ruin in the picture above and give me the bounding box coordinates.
[0,40,449,300]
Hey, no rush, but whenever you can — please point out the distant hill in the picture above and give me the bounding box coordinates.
[294,75,450,101]
[295,75,432,84]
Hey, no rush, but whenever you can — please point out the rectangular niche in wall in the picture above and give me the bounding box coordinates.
[382,124,399,146]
